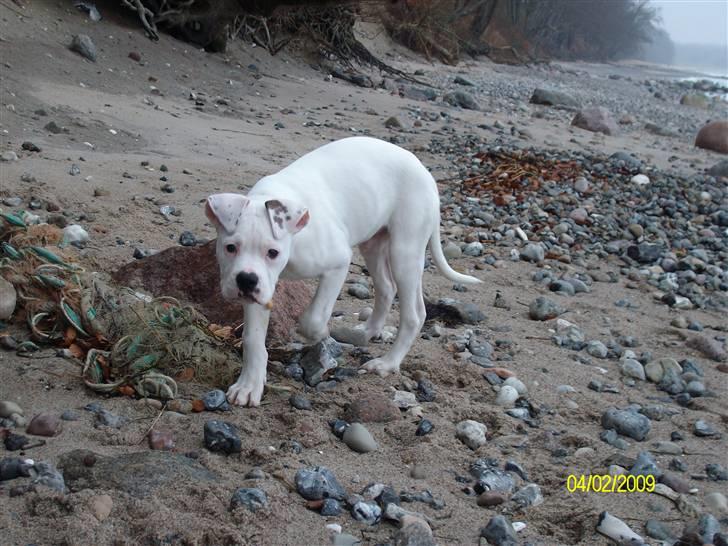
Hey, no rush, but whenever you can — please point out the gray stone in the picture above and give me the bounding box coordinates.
[530,88,579,109]
[230,487,268,512]
[330,326,368,347]
[601,407,650,441]
[520,243,544,263]
[348,283,370,299]
[443,91,479,110]
[528,296,566,321]
[70,34,97,62]
[456,420,487,450]
[203,420,241,454]
[393,518,436,546]
[295,466,346,500]
[351,500,381,525]
[645,520,674,542]
[31,461,66,493]
[621,359,646,380]
[289,393,312,410]
[300,337,342,386]
[586,340,608,359]
[630,451,662,478]
[426,298,486,325]
[480,515,517,546]
[202,389,229,411]
[571,107,618,135]
[342,423,378,453]
[510,483,543,509]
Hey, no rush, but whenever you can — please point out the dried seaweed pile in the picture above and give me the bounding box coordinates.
[456,149,612,206]
[0,212,241,399]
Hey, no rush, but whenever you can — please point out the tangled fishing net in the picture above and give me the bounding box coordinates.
[0,211,242,400]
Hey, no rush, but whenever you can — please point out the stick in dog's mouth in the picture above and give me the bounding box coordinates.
[264,300,273,310]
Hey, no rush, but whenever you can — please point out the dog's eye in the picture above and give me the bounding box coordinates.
[225,244,236,254]
[267,249,279,259]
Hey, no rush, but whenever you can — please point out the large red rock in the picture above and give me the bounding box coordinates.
[695,120,728,154]
[112,242,311,342]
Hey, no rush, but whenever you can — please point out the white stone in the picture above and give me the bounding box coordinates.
[495,385,519,407]
[0,277,17,320]
[455,419,487,450]
[63,224,90,244]
[503,377,527,395]
[631,174,650,186]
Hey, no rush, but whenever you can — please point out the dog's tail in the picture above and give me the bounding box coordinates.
[428,223,482,284]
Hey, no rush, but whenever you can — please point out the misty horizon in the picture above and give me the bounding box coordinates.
[651,0,728,48]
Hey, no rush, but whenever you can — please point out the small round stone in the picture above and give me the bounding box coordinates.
[342,423,377,453]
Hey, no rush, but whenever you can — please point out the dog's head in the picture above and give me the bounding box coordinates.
[205,193,310,307]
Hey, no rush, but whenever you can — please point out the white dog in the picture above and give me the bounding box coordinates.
[205,136,480,406]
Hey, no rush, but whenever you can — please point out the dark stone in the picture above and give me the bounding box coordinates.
[203,420,241,454]
[480,515,517,546]
[425,298,486,325]
[416,419,434,437]
[202,389,230,411]
[230,487,268,512]
[601,407,651,441]
[295,466,346,500]
[70,34,97,62]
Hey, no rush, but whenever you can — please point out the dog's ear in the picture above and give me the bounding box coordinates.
[265,199,310,240]
[205,193,250,234]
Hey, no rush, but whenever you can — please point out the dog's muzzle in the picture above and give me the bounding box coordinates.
[236,271,259,294]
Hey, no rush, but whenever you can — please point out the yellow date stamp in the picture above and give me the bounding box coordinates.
[566,474,655,493]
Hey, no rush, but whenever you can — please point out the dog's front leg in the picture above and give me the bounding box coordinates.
[227,301,270,407]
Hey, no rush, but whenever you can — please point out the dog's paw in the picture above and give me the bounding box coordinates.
[361,357,398,377]
[226,376,265,407]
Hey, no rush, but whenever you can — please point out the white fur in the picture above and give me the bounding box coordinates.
[206,136,480,406]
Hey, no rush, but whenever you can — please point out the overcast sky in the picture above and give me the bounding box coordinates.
[652,0,728,46]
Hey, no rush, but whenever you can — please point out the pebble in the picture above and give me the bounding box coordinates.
[393,517,436,546]
[495,385,519,407]
[0,278,17,320]
[520,243,545,263]
[295,466,346,500]
[596,511,643,544]
[70,34,97,62]
[230,488,268,512]
[443,242,461,259]
[0,457,34,480]
[645,519,674,542]
[415,419,434,437]
[358,307,372,321]
[342,423,377,453]
[31,461,66,492]
[330,326,368,347]
[510,483,543,509]
[95,409,127,429]
[89,494,113,521]
[620,358,646,380]
[202,389,230,411]
[477,491,507,507]
[631,174,650,185]
[0,401,23,419]
[393,390,417,409]
[480,515,517,546]
[351,500,381,525]
[528,297,565,320]
[320,498,342,516]
[203,420,241,454]
[502,377,526,395]
[601,407,650,441]
[289,393,312,410]
[179,231,197,246]
[347,284,370,299]
[26,413,62,437]
[0,151,18,162]
[705,491,728,515]
[456,419,487,450]
[301,337,342,386]
[148,429,175,450]
[586,340,608,358]
[693,419,718,437]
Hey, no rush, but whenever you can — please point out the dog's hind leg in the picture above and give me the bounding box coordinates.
[359,228,396,340]
[362,236,427,376]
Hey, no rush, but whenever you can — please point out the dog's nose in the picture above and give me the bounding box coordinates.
[236,271,259,293]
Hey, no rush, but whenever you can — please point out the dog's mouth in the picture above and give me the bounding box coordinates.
[238,292,271,309]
